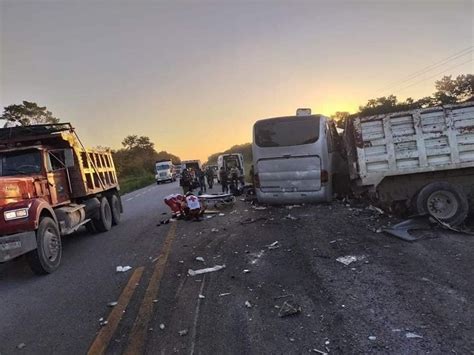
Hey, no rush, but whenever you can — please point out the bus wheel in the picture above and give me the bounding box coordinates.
[26,217,62,275]
[93,197,113,232]
[415,182,468,226]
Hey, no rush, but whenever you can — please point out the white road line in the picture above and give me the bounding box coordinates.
[190,275,206,355]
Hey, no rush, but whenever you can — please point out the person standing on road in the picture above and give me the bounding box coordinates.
[180,168,192,194]
[197,167,206,193]
[230,166,240,193]
[206,167,214,189]
[219,166,229,194]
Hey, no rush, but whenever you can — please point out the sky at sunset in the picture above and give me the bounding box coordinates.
[1,0,473,161]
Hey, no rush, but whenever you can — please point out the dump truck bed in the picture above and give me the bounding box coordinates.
[345,102,474,187]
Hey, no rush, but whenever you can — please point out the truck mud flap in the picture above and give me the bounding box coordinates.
[0,232,37,262]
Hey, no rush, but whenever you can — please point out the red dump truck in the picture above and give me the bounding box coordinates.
[0,123,122,274]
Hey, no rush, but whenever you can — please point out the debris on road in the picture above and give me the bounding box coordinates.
[312,349,328,355]
[116,266,132,273]
[99,319,109,327]
[252,206,267,210]
[195,256,205,262]
[336,255,366,266]
[204,210,220,214]
[406,332,423,339]
[245,300,252,308]
[17,343,26,350]
[107,301,118,307]
[219,292,231,297]
[278,300,301,317]
[284,214,298,220]
[243,269,250,273]
[188,265,226,276]
[383,216,433,242]
[211,228,219,233]
[266,241,280,250]
[286,204,302,210]
[368,335,377,341]
[178,329,189,336]
[159,323,165,330]
[218,213,225,216]
[367,205,384,214]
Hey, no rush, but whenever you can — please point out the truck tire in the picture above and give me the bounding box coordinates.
[415,182,469,226]
[26,217,62,275]
[109,194,121,225]
[93,197,113,232]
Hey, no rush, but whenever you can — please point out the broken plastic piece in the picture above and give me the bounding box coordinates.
[178,329,188,336]
[107,301,118,307]
[211,228,219,233]
[198,294,205,299]
[195,257,205,262]
[245,301,252,308]
[368,336,377,341]
[219,292,231,297]
[336,255,366,266]
[159,323,165,330]
[188,265,226,276]
[116,266,132,272]
[278,300,301,317]
[383,215,433,242]
[405,332,423,339]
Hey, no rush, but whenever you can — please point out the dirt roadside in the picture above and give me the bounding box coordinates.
[143,199,474,354]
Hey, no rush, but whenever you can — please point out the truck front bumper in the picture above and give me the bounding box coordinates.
[0,232,37,263]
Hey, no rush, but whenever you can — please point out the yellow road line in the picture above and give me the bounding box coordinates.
[87,266,145,355]
[124,223,177,355]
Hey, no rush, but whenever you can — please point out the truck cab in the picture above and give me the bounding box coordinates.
[155,160,176,184]
[0,124,122,274]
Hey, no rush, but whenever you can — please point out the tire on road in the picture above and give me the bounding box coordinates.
[26,217,62,275]
[109,193,121,226]
[415,181,468,226]
[93,196,113,232]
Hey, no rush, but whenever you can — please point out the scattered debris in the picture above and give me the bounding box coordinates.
[195,256,205,262]
[312,349,328,355]
[153,299,158,303]
[245,301,252,308]
[266,241,280,250]
[252,206,267,210]
[107,301,118,307]
[383,215,433,242]
[286,204,301,210]
[219,292,231,297]
[211,228,219,233]
[151,257,159,263]
[100,320,109,327]
[336,255,366,266]
[274,294,294,300]
[198,294,205,299]
[17,343,26,350]
[178,329,188,336]
[367,205,384,214]
[368,335,377,341]
[204,210,220,214]
[218,213,225,216]
[240,217,266,225]
[169,218,177,222]
[116,266,132,273]
[289,338,295,342]
[206,215,213,219]
[278,300,301,317]
[159,323,165,330]
[284,214,298,220]
[405,332,423,339]
[243,269,251,273]
[188,265,226,276]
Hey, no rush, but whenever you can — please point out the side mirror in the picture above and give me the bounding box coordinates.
[64,149,75,168]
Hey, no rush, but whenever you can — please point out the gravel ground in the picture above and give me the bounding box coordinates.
[143,198,474,354]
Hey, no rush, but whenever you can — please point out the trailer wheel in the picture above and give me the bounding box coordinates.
[415,182,469,226]
[109,194,121,225]
[26,217,62,275]
[93,197,113,232]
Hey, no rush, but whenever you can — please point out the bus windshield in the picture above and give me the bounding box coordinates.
[255,116,320,147]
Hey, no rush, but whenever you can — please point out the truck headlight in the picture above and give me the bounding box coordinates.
[4,208,29,221]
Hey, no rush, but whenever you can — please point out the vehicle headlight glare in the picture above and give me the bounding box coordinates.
[4,208,29,221]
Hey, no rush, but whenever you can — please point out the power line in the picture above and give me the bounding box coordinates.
[394,58,474,94]
[379,46,473,92]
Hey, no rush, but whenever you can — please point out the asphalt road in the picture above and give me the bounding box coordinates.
[1,182,473,354]
[0,181,181,355]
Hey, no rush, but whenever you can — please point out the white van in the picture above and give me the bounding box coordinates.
[252,109,343,204]
[155,160,176,184]
[217,154,245,180]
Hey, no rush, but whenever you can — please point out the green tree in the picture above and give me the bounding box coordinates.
[330,111,351,128]
[1,101,60,127]
[433,74,474,104]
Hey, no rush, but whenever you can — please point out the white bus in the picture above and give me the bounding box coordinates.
[252,109,343,204]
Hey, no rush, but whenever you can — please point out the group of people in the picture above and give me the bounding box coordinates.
[218,166,244,194]
[179,166,215,194]
[163,191,206,221]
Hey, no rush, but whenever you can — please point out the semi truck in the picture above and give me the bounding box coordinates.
[155,160,176,184]
[0,123,122,274]
[343,101,474,226]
